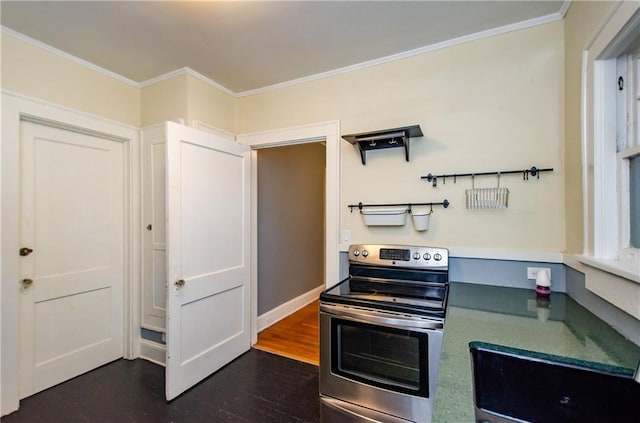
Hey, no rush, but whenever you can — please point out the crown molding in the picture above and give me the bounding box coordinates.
[1,26,139,88]
[137,67,187,88]
[3,8,567,98]
[235,10,566,97]
[559,0,572,19]
[138,67,235,97]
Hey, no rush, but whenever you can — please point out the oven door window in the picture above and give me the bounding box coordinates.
[331,318,429,397]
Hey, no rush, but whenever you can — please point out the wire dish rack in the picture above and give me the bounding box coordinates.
[465,174,509,209]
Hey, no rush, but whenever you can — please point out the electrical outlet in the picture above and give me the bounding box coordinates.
[343,229,351,244]
[527,267,551,280]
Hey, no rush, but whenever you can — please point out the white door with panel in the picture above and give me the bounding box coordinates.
[165,122,251,400]
[19,120,125,398]
[141,125,167,332]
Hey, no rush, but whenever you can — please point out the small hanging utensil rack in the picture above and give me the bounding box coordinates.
[421,166,553,187]
[420,166,553,210]
[348,200,450,213]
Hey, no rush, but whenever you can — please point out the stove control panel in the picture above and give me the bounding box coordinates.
[349,244,448,269]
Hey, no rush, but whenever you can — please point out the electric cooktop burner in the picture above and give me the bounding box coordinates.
[346,278,446,307]
[321,278,448,318]
[320,244,450,319]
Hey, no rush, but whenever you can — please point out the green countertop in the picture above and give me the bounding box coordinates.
[433,282,640,422]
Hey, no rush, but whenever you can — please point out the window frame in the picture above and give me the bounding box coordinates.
[581,3,640,283]
[616,54,640,251]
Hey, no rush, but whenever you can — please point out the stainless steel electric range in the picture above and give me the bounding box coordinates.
[319,244,449,423]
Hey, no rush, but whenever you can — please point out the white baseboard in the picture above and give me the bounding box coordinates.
[141,284,325,364]
[257,285,324,332]
[139,339,166,366]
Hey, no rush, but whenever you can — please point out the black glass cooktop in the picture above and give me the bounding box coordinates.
[321,276,448,319]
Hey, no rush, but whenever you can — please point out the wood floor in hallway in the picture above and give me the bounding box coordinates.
[253,300,319,366]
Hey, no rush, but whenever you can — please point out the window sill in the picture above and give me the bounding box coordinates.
[576,254,640,284]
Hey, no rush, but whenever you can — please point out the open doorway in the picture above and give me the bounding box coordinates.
[237,120,341,363]
[253,142,325,364]
[257,142,325,314]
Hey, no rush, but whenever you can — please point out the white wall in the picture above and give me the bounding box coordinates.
[1,31,140,126]
[140,72,236,130]
[2,31,237,133]
[237,22,565,255]
[2,13,567,260]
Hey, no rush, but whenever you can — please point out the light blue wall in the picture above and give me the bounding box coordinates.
[337,252,566,292]
[141,328,164,344]
[449,257,566,292]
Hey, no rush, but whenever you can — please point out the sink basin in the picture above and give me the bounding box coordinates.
[469,341,640,423]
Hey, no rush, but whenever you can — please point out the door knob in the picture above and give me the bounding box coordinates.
[22,278,33,287]
[175,279,185,287]
[19,247,34,256]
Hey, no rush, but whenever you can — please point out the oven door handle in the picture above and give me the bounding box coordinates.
[320,303,444,330]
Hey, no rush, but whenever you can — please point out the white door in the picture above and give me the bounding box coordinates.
[19,120,125,398]
[141,126,167,332]
[165,122,251,400]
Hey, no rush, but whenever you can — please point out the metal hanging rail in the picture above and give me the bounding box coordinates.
[348,200,450,213]
[421,166,553,187]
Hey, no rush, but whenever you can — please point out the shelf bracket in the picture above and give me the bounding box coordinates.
[342,125,422,165]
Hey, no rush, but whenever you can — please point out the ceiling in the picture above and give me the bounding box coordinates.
[1,1,568,95]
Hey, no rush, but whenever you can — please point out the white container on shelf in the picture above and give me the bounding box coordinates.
[411,212,430,231]
[360,208,407,226]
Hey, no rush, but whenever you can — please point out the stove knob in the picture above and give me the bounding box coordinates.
[413,252,420,260]
[353,250,360,257]
[434,253,442,261]
[423,252,431,260]
[362,250,369,257]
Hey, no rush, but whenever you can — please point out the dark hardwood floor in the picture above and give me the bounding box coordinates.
[2,349,320,423]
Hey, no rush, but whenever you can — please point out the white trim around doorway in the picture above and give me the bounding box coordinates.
[236,120,340,345]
